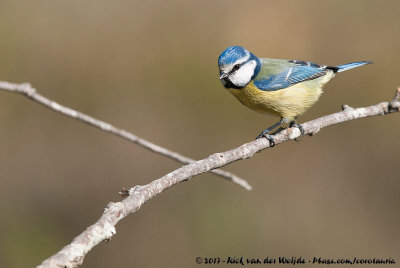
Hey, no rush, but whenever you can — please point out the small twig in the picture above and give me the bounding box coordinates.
[341,104,354,111]
[38,89,400,268]
[0,81,251,190]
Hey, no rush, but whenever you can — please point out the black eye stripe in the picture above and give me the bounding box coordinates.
[230,63,242,74]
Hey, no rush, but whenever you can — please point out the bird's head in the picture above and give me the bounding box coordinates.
[218,46,261,89]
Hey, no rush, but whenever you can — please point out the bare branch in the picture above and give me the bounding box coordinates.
[0,81,251,190]
[38,89,400,268]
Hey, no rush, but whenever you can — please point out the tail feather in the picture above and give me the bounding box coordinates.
[335,61,373,73]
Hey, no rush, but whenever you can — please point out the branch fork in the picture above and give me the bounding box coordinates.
[0,80,251,190]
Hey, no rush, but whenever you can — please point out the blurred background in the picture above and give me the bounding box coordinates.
[0,0,399,267]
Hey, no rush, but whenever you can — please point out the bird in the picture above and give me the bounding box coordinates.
[218,46,372,146]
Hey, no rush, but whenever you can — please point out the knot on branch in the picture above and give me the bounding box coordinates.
[19,83,36,96]
[387,102,400,113]
[119,187,130,198]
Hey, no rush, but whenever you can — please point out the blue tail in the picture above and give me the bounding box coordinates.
[335,61,373,73]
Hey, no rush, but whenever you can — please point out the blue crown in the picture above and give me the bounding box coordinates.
[218,46,249,66]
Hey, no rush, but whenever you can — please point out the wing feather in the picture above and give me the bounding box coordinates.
[254,60,331,91]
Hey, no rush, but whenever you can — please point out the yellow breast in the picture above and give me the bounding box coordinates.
[226,73,334,121]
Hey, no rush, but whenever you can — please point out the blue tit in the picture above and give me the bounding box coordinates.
[218,46,372,145]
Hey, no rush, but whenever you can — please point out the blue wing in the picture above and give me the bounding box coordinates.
[254,60,332,91]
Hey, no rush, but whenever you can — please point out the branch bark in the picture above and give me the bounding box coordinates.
[37,88,400,268]
[0,81,251,190]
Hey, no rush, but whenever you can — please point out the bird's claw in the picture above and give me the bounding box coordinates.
[256,131,275,147]
[289,122,305,135]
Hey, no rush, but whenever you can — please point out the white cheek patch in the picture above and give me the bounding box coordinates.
[229,60,256,87]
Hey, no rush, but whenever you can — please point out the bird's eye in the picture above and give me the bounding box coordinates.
[232,64,240,71]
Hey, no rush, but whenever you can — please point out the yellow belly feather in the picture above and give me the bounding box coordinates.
[227,72,335,121]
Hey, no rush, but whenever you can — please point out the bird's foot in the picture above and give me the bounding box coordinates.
[289,122,305,135]
[256,131,275,147]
